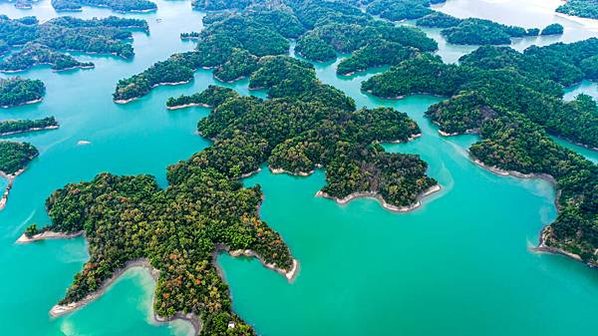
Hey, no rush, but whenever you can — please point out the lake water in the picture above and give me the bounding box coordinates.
[0,0,597,335]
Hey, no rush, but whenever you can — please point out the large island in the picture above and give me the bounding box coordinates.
[25,52,438,334]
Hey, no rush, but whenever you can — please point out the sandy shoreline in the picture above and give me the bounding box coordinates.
[47,258,203,334]
[316,184,442,213]
[471,159,556,185]
[0,125,59,137]
[45,249,298,334]
[16,230,83,244]
[0,169,24,211]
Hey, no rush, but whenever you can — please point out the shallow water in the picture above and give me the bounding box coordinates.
[0,0,597,335]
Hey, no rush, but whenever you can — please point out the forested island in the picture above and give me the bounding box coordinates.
[34,50,438,333]
[365,0,445,21]
[415,12,553,44]
[556,0,598,20]
[0,117,59,136]
[0,43,95,72]
[0,140,38,175]
[363,38,598,265]
[51,0,157,12]
[0,77,45,108]
[0,15,147,72]
[16,0,596,333]
[114,0,441,101]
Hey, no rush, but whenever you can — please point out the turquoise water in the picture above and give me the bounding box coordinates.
[1,0,597,335]
[564,80,598,101]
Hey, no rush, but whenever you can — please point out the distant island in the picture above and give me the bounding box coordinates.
[556,0,598,20]
[0,77,45,108]
[0,15,148,72]
[0,116,59,136]
[416,12,561,44]
[50,0,157,13]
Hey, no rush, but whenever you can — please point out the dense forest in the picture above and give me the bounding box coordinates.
[51,0,157,12]
[556,0,598,20]
[541,23,564,36]
[115,0,446,101]
[0,141,38,175]
[41,53,436,334]
[0,15,147,71]
[363,39,598,265]
[415,12,556,44]
[0,43,95,72]
[0,117,58,136]
[0,77,45,108]
[365,0,446,21]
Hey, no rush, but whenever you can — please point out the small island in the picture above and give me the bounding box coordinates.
[0,15,147,72]
[365,0,445,21]
[50,0,157,13]
[0,43,95,73]
[0,116,59,136]
[540,23,564,36]
[0,77,45,108]
[416,12,543,45]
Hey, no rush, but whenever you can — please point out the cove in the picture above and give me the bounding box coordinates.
[0,0,597,335]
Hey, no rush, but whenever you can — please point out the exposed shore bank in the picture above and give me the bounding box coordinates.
[114,81,192,104]
[0,125,59,137]
[48,258,202,334]
[0,98,43,109]
[166,102,211,110]
[16,230,83,244]
[0,169,23,211]
[316,184,442,213]
[221,245,300,282]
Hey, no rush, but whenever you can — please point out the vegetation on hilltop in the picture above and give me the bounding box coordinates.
[541,23,564,35]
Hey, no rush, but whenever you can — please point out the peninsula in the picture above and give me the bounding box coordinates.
[363,39,598,266]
